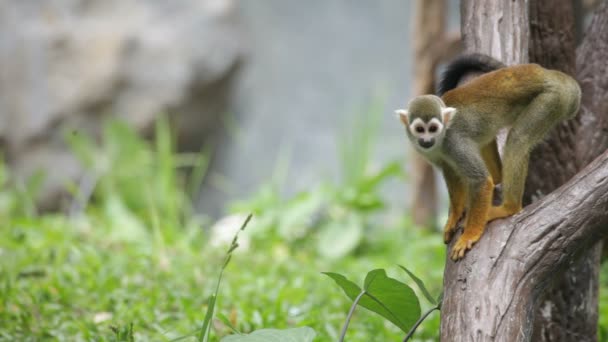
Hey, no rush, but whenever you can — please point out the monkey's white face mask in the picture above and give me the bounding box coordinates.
[395,107,456,152]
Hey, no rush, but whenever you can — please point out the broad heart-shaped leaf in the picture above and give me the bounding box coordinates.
[323,270,421,333]
[220,327,316,342]
[363,269,421,332]
[398,265,437,306]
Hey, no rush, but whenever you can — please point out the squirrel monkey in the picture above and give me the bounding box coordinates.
[396,54,581,260]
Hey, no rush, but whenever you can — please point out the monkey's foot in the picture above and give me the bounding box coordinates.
[443,211,465,244]
[442,218,458,244]
[487,204,522,222]
[443,226,455,244]
[450,232,481,261]
[443,219,460,244]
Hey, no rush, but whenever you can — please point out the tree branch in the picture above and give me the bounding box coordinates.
[441,150,608,341]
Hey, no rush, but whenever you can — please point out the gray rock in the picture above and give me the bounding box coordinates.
[0,0,243,209]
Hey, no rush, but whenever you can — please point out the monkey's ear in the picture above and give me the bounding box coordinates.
[442,107,457,127]
[395,109,409,125]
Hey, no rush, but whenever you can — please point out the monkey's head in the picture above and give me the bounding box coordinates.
[395,95,456,153]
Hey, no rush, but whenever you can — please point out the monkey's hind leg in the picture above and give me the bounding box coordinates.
[481,140,502,185]
[441,165,467,244]
[488,92,568,222]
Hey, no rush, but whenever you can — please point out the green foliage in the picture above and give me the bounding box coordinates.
[338,98,383,186]
[65,118,205,234]
[111,323,135,342]
[0,113,605,342]
[324,270,420,334]
[0,159,43,219]
[323,266,444,342]
[231,159,401,260]
[600,262,608,341]
[1,114,444,341]
[221,327,316,342]
[399,265,438,306]
[231,101,403,260]
[198,214,252,342]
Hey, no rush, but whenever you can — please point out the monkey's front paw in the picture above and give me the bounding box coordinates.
[450,234,481,261]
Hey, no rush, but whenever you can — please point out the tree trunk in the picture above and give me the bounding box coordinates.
[410,0,461,229]
[528,1,605,340]
[440,1,608,341]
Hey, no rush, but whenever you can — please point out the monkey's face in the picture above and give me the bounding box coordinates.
[396,95,456,155]
[407,117,444,150]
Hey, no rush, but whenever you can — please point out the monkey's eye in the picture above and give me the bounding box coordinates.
[428,124,438,133]
[415,126,425,133]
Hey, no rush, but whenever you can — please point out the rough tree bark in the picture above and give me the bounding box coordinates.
[441,152,608,340]
[440,1,608,341]
[410,0,460,229]
[528,1,606,340]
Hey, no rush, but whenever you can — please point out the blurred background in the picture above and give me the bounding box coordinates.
[0,0,457,216]
[4,1,605,341]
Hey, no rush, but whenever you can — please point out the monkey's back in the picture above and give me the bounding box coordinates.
[441,64,549,138]
[442,64,546,109]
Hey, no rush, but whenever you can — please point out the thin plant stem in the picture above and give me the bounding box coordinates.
[198,214,253,342]
[339,290,366,342]
[403,306,439,342]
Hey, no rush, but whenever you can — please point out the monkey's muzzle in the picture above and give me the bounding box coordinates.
[418,138,435,149]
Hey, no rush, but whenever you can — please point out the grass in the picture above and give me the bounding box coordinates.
[0,116,445,341]
[0,192,445,341]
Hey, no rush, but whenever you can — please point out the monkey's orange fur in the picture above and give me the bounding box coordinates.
[443,141,502,245]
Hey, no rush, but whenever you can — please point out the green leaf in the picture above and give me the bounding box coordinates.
[323,270,421,333]
[362,269,421,332]
[398,265,436,305]
[278,190,325,240]
[357,161,402,192]
[220,327,316,342]
[322,272,363,300]
[103,195,147,242]
[199,294,216,341]
[317,215,363,259]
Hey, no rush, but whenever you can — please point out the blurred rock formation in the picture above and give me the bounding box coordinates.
[0,0,243,209]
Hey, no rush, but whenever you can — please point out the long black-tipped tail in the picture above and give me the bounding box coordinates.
[437,54,505,96]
